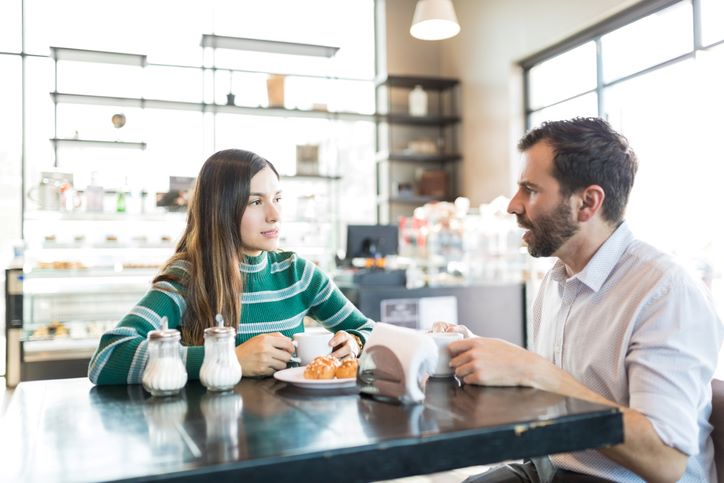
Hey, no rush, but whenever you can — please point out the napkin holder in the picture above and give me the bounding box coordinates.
[358,323,437,404]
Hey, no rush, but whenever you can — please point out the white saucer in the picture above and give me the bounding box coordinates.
[273,366,356,389]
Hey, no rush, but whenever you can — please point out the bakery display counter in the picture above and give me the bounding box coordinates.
[5,267,154,387]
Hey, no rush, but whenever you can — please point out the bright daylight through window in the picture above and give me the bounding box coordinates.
[523,0,724,373]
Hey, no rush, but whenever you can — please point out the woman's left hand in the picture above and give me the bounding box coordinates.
[329,331,361,359]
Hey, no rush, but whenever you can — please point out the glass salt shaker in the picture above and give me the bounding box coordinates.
[142,317,188,397]
[200,314,242,392]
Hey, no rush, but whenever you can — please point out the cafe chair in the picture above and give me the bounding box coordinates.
[711,378,724,483]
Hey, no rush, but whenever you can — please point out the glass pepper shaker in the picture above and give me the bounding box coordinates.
[142,317,188,397]
[200,314,242,392]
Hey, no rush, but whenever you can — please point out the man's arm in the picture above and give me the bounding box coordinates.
[448,337,688,483]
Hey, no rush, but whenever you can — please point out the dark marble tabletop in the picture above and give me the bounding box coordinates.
[0,377,622,483]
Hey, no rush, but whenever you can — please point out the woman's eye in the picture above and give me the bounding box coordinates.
[250,199,261,206]
[274,196,282,203]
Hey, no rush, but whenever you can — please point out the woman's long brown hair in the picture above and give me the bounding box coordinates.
[154,149,279,346]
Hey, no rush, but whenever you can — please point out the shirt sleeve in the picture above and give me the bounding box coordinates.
[626,272,723,456]
[88,279,204,385]
[304,262,375,343]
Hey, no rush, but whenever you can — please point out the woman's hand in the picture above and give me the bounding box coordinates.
[235,332,294,377]
[431,321,475,339]
[329,331,362,359]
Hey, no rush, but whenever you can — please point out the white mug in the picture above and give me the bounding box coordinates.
[293,332,333,365]
[429,331,463,377]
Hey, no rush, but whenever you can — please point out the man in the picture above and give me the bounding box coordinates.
[446,117,722,482]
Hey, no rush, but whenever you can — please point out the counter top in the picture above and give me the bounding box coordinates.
[0,377,622,482]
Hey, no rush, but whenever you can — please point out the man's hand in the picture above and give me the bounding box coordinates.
[235,332,294,377]
[448,336,540,386]
[329,330,361,359]
[447,336,688,482]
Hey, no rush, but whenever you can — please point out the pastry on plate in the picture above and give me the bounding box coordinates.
[303,355,340,380]
[335,359,358,379]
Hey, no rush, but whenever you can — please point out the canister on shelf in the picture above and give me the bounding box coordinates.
[199,314,242,392]
[142,317,188,397]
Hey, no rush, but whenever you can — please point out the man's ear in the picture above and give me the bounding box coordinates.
[577,185,605,222]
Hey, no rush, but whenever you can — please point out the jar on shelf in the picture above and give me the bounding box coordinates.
[142,321,188,397]
[409,85,428,117]
[200,317,242,392]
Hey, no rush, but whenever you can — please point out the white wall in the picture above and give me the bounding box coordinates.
[382,0,642,205]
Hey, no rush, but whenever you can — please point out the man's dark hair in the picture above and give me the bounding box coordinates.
[518,117,638,224]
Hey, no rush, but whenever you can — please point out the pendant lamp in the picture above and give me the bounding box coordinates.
[410,0,461,41]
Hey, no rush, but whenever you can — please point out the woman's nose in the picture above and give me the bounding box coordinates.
[266,202,280,222]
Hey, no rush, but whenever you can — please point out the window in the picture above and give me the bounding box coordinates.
[528,42,597,110]
[601,1,692,83]
[701,0,724,46]
[0,0,21,53]
[522,0,724,343]
[8,0,377,271]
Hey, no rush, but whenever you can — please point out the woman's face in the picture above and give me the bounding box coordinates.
[240,166,282,256]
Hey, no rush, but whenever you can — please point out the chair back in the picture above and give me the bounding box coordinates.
[711,379,724,483]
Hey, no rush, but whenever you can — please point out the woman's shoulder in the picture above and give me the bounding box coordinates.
[154,259,190,289]
[164,259,191,277]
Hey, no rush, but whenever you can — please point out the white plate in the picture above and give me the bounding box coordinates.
[273,366,357,389]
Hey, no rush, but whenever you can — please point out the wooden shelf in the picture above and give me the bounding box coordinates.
[378,195,446,205]
[51,138,146,150]
[377,152,461,163]
[380,113,460,126]
[281,174,342,181]
[375,75,459,90]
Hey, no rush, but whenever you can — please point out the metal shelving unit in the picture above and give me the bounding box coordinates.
[374,75,461,223]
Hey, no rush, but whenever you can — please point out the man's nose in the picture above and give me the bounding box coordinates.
[508,192,522,215]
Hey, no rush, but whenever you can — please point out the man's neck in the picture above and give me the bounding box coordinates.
[558,221,618,276]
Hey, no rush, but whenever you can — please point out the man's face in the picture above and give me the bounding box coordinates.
[507,141,579,258]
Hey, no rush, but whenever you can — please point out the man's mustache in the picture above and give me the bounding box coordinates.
[516,216,533,230]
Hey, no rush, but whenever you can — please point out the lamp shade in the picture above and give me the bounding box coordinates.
[410,0,460,41]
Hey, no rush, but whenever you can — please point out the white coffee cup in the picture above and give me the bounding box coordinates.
[293,332,333,365]
[429,331,463,377]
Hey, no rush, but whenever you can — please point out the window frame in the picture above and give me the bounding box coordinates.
[519,0,724,129]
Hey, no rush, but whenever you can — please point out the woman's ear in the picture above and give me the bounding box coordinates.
[577,185,605,222]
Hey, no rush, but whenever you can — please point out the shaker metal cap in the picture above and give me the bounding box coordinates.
[204,325,236,337]
[147,328,181,341]
[147,316,180,340]
[205,313,236,337]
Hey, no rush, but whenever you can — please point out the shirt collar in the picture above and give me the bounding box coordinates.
[239,252,268,273]
[551,221,634,292]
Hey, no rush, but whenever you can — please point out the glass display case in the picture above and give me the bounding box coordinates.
[5,266,153,387]
[5,210,182,387]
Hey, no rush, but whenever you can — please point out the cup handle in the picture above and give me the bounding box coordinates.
[290,339,300,363]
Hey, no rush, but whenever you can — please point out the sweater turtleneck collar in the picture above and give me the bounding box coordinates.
[240,252,268,273]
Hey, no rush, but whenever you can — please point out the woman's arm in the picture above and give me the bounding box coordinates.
[88,282,201,384]
[304,263,375,357]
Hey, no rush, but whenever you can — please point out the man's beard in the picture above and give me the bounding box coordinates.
[517,199,579,258]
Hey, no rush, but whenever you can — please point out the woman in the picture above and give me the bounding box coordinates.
[89,149,374,385]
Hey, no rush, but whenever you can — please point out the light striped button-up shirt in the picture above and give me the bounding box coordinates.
[532,221,723,482]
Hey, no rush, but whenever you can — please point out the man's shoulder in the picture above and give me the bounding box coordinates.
[621,238,703,291]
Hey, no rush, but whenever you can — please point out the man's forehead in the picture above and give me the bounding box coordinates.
[518,143,558,188]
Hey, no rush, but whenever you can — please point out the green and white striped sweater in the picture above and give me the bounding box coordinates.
[88,251,375,385]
